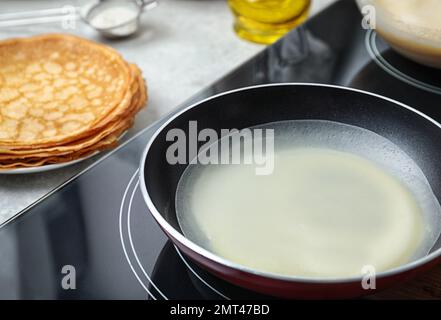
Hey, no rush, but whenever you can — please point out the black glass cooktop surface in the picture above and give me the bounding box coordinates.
[1,0,441,299]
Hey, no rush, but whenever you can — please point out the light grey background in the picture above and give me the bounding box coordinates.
[0,0,336,224]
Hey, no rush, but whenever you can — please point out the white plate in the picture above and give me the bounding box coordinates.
[0,151,100,175]
[0,131,127,175]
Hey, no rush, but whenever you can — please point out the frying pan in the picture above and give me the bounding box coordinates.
[139,83,441,299]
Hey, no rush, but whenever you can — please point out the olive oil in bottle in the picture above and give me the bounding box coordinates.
[228,0,311,44]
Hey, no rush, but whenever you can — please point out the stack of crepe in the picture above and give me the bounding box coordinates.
[0,34,147,170]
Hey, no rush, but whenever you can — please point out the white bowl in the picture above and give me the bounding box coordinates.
[357,0,441,69]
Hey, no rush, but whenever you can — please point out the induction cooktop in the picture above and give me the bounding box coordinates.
[1,0,441,299]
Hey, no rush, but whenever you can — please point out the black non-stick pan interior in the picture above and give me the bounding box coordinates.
[143,84,441,251]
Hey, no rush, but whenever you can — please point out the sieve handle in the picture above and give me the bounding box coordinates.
[138,0,159,11]
[0,5,80,28]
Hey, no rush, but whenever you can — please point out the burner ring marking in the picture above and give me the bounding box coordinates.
[365,29,441,96]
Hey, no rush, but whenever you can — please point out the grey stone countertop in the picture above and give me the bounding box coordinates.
[0,0,336,224]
